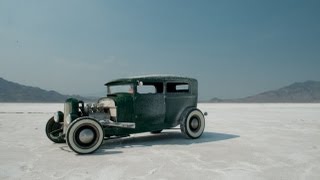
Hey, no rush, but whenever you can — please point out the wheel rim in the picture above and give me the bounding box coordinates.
[74,124,99,149]
[79,129,95,144]
[190,117,200,130]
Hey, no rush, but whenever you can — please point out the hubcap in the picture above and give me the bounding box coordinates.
[79,129,94,144]
[190,118,199,130]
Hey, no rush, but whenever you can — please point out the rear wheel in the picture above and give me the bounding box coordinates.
[180,109,205,139]
[45,117,65,143]
[66,117,104,154]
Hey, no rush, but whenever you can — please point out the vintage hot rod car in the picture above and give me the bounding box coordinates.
[45,75,206,154]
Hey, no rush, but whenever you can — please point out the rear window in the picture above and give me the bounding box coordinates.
[167,83,190,93]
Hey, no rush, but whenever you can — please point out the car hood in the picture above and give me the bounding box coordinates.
[100,93,134,122]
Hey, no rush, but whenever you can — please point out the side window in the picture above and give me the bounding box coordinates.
[137,82,163,94]
[167,83,190,93]
[137,85,156,94]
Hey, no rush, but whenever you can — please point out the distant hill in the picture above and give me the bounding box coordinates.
[0,77,96,102]
[210,81,320,103]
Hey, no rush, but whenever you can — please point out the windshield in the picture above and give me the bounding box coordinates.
[107,84,134,94]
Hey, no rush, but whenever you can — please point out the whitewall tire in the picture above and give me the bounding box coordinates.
[66,117,104,154]
[181,109,205,139]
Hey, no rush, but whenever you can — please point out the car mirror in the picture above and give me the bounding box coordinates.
[138,81,143,86]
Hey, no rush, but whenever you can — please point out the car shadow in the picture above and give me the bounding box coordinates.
[99,130,240,151]
[59,144,123,156]
[62,131,239,155]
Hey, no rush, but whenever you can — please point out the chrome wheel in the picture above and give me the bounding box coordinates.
[79,128,95,144]
[190,118,200,130]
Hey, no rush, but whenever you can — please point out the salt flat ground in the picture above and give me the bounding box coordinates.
[0,103,319,180]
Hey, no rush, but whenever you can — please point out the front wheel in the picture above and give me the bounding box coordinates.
[180,109,205,139]
[45,117,65,143]
[66,117,104,154]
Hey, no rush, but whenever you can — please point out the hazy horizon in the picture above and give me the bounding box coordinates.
[1,0,320,100]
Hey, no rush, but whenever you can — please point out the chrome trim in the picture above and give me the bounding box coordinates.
[79,129,95,144]
[66,114,72,125]
[63,102,72,133]
[54,112,60,123]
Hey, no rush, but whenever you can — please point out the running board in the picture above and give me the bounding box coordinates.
[99,120,136,129]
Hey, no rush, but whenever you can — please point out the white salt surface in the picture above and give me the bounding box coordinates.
[0,103,320,180]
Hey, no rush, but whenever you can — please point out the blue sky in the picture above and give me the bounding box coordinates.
[1,0,320,100]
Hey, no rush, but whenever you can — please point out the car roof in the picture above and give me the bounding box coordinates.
[105,75,197,86]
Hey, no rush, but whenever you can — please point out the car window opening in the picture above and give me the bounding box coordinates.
[137,82,163,94]
[167,83,189,93]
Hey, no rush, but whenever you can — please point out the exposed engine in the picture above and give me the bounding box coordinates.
[84,98,117,122]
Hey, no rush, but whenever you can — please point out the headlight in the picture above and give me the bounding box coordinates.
[66,114,72,124]
[54,111,64,123]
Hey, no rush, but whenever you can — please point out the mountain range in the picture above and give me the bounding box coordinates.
[1,77,320,103]
[0,77,96,102]
[210,81,320,103]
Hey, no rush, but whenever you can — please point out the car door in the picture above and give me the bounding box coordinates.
[134,82,165,131]
[165,81,194,126]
